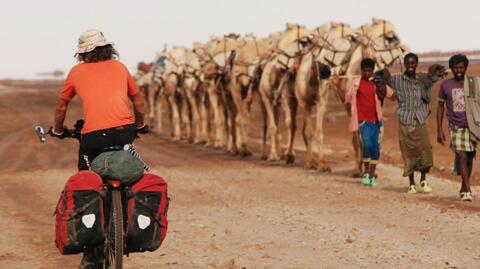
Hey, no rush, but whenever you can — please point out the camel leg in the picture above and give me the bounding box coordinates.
[233,85,251,157]
[199,91,209,144]
[146,84,158,132]
[220,100,230,149]
[208,84,226,148]
[187,87,202,144]
[303,105,315,169]
[226,105,238,155]
[166,96,174,137]
[168,94,181,142]
[352,132,363,177]
[153,88,163,134]
[228,101,239,155]
[238,102,252,157]
[315,88,331,173]
[260,91,280,161]
[282,78,297,164]
[218,80,237,154]
[259,94,269,160]
[179,89,192,142]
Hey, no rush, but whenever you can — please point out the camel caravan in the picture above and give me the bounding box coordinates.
[134,18,408,175]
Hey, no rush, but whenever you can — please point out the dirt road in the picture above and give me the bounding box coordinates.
[0,80,479,269]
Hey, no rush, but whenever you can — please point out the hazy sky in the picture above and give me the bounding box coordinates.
[2,0,479,78]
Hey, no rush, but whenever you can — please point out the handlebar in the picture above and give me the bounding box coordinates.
[35,119,149,143]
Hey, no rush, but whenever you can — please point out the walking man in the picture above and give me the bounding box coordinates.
[343,58,395,186]
[385,53,445,194]
[437,54,477,201]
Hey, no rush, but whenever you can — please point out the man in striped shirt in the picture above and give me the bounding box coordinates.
[385,53,445,194]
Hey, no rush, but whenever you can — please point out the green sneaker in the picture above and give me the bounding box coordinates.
[369,177,379,187]
[362,173,371,185]
[420,181,432,193]
[407,185,417,194]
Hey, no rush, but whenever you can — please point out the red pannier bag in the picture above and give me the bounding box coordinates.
[126,173,169,253]
[55,171,105,254]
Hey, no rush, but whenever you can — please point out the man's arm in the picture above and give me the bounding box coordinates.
[53,99,69,133]
[386,85,396,101]
[331,75,351,113]
[131,92,146,128]
[436,100,446,145]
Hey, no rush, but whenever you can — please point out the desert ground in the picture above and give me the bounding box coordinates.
[0,63,480,269]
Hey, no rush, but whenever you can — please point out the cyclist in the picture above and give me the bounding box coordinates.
[49,29,146,269]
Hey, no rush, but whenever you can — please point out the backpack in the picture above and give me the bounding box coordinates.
[55,171,105,254]
[465,76,480,142]
[125,173,169,253]
[91,150,145,186]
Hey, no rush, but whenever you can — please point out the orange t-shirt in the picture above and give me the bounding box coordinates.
[59,60,139,134]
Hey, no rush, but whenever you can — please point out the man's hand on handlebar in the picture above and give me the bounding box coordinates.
[48,127,72,139]
[137,124,150,134]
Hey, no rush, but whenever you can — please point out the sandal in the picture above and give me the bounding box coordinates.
[460,192,473,202]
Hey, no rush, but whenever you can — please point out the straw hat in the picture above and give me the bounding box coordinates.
[77,29,113,54]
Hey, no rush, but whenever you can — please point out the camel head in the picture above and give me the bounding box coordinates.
[367,18,410,68]
[184,49,202,74]
[311,24,330,47]
[192,42,204,55]
[328,22,355,40]
[274,35,313,72]
[369,18,401,46]
[277,23,310,51]
[202,34,243,69]
[235,35,259,63]
[312,22,357,72]
[164,47,188,74]
[206,34,242,57]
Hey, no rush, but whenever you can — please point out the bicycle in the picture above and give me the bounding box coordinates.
[35,120,149,269]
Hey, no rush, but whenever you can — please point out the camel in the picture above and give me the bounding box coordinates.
[258,23,311,161]
[280,23,334,170]
[226,34,280,156]
[136,18,407,174]
[212,34,247,154]
[313,18,408,175]
[145,46,189,141]
[279,19,407,173]
[193,35,242,150]
[193,41,223,147]
[182,48,206,144]
[279,21,369,171]
[134,62,165,132]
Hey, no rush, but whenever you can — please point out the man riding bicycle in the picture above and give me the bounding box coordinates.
[50,29,147,269]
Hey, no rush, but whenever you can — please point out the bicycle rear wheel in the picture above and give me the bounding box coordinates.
[105,189,124,269]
